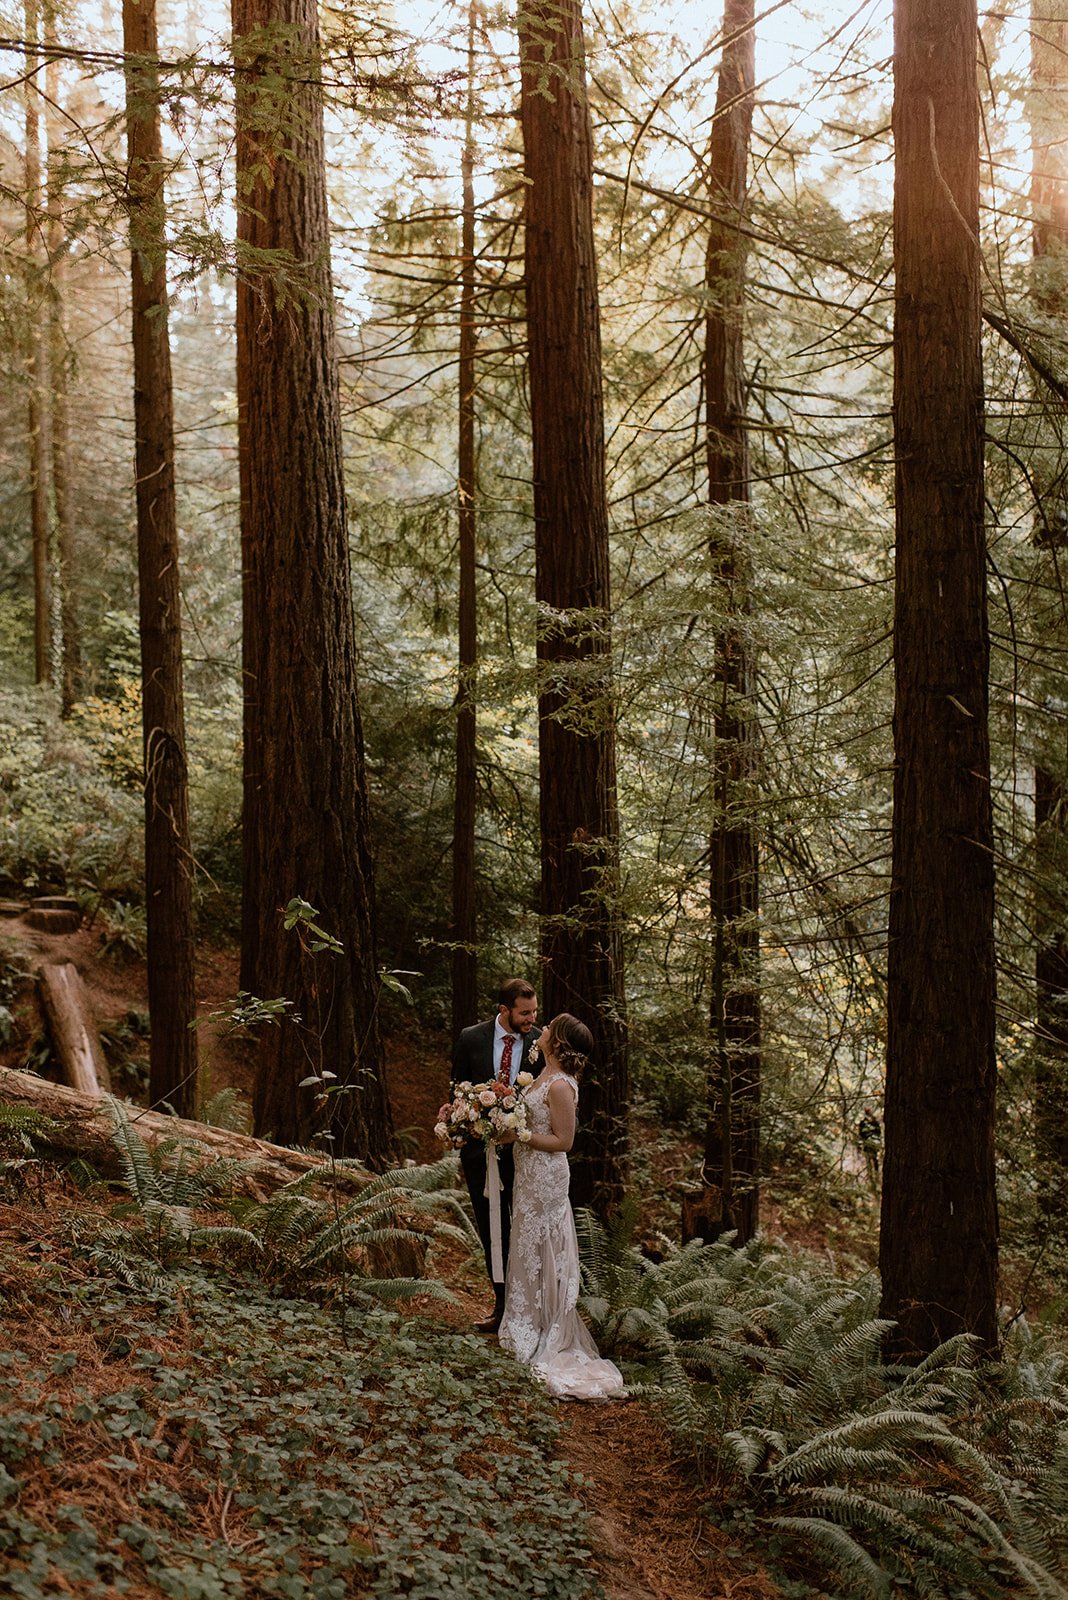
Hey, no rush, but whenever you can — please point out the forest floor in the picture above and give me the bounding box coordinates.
[0,911,867,1598]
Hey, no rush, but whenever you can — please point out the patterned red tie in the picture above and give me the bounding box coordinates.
[499,1034,515,1087]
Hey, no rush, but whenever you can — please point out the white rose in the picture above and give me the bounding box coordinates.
[478,1089,496,1107]
[515,1071,534,1088]
[518,1129,532,1142]
[499,1113,517,1129]
[434,1121,448,1140]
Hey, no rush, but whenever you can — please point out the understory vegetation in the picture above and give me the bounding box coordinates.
[580,1214,1068,1599]
[2,0,1068,1592]
[0,1109,596,1600]
[2,1114,1067,1599]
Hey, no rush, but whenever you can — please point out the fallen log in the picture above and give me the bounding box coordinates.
[0,1068,372,1198]
[37,962,111,1095]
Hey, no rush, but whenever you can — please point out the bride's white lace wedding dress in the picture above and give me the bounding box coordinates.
[498,1072,624,1401]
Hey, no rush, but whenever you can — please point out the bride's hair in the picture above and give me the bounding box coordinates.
[546,1013,593,1075]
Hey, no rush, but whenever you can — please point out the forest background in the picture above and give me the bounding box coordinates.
[0,0,1067,1347]
[4,0,1068,1594]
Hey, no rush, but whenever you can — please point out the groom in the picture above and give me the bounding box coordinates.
[451,977,540,1334]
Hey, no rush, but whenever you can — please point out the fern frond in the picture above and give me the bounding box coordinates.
[947,1496,1068,1598]
[105,1097,161,1204]
[769,1513,893,1600]
[345,1276,455,1305]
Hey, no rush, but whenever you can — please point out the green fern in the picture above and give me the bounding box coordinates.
[104,1097,261,1263]
[198,1084,252,1133]
[233,1154,469,1303]
[572,1210,1068,1597]
[0,1101,57,1196]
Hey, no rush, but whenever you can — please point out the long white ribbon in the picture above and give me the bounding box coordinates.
[484,1142,504,1283]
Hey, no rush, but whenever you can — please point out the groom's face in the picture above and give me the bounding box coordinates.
[501,994,537,1035]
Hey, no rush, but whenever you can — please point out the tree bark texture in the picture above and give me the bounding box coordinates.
[451,1,479,1040]
[233,0,393,1164]
[45,0,79,716]
[881,0,999,1356]
[519,0,628,1214]
[236,92,258,1000]
[701,0,761,1247]
[25,0,51,686]
[123,0,200,1121]
[1030,0,1068,1230]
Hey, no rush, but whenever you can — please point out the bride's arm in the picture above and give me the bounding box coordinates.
[525,1079,577,1153]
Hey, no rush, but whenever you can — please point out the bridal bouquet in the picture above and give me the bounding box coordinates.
[435,1073,535,1148]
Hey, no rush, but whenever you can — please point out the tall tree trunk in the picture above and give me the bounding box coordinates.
[1030,0,1068,1228]
[122,0,199,1119]
[701,0,761,1247]
[881,0,998,1356]
[25,0,51,686]
[236,150,258,1000]
[45,0,78,715]
[519,0,628,1214]
[451,0,479,1040]
[234,0,393,1164]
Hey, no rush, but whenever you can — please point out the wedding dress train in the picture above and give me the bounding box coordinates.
[499,1073,624,1401]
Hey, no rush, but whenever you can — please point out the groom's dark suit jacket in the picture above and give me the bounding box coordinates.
[452,1018,541,1291]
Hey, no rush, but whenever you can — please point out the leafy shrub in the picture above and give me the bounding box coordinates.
[98,900,148,962]
[0,684,143,896]
[0,674,241,919]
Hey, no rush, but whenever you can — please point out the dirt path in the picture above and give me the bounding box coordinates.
[559,1404,781,1600]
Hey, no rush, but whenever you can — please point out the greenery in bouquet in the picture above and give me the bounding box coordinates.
[435,1073,535,1147]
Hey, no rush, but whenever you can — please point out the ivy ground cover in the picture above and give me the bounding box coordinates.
[0,1204,599,1600]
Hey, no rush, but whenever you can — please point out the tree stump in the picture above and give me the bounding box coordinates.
[26,908,81,933]
[0,900,26,919]
[33,896,80,913]
[37,962,111,1094]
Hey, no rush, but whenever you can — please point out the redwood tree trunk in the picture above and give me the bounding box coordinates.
[451,1,479,1039]
[45,0,78,715]
[234,0,393,1164]
[1030,1,1068,1229]
[25,0,50,686]
[519,0,628,1214]
[701,0,761,1247]
[122,0,199,1119]
[881,0,998,1356]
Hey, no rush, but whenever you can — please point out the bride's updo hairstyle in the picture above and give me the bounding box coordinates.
[546,1013,594,1076]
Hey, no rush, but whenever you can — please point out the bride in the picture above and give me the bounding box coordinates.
[497,1013,624,1401]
